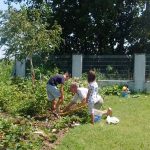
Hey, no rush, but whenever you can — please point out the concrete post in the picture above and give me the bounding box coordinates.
[134,54,145,91]
[72,55,82,77]
[15,59,26,77]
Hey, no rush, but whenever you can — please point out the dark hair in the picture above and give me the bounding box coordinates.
[88,70,96,83]
[64,71,71,78]
[124,84,128,88]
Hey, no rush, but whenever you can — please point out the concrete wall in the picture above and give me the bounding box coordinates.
[134,54,145,92]
[15,54,150,92]
[96,54,148,92]
[98,80,134,90]
[72,55,82,77]
[145,81,150,92]
[72,54,149,92]
[14,59,26,77]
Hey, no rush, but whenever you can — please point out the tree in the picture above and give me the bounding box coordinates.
[5,0,150,55]
[48,0,147,55]
[0,4,62,85]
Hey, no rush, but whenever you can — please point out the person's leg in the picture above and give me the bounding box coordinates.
[106,107,112,116]
[46,84,55,111]
[48,85,61,112]
[101,108,112,116]
[52,100,57,112]
[93,107,112,116]
[88,102,95,124]
[56,96,64,112]
[93,96,112,116]
[47,84,60,112]
[91,113,94,125]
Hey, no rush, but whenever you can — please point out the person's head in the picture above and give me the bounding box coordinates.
[122,86,127,91]
[122,84,128,91]
[87,70,96,83]
[70,82,79,93]
[64,72,71,81]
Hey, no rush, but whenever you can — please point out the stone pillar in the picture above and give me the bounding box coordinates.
[15,59,26,77]
[72,55,82,77]
[134,54,145,91]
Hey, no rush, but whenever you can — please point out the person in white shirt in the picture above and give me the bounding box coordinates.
[86,70,112,124]
[62,83,88,112]
[63,82,104,113]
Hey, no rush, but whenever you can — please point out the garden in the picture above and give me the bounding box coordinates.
[1,1,150,149]
[0,61,150,150]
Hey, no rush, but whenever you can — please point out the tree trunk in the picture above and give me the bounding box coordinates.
[29,57,35,87]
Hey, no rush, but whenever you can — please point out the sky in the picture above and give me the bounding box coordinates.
[0,0,21,58]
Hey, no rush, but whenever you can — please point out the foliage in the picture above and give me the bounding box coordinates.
[0,117,42,149]
[0,4,62,84]
[4,0,150,54]
[0,60,13,82]
[0,77,49,116]
[101,84,122,96]
[50,0,149,55]
[0,4,62,59]
[0,61,150,149]
[0,61,84,117]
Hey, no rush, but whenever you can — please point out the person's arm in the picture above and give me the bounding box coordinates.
[91,113,94,125]
[77,98,87,107]
[62,101,76,112]
[81,98,87,104]
[62,94,78,112]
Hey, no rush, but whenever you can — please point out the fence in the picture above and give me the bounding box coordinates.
[49,55,72,73]
[82,55,134,80]
[15,54,150,92]
[47,55,134,80]
[146,55,150,80]
[26,55,134,80]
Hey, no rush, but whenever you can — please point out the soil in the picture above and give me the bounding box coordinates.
[0,112,70,150]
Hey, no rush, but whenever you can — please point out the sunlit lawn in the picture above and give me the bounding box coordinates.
[56,94,150,150]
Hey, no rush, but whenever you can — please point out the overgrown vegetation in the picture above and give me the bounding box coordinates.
[0,61,89,149]
[0,117,43,149]
[0,61,150,149]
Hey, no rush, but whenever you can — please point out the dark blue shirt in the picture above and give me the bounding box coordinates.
[47,74,65,86]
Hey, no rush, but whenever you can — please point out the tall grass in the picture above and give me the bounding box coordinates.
[56,95,150,150]
[0,60,13,82]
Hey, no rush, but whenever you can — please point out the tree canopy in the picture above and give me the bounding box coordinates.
[3,0,150,55]
[0,4,62,84]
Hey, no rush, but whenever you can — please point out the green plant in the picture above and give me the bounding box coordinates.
[0,118,42,150]
[101,84,122,96]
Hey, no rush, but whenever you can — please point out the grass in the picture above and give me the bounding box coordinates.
[56,94,150,150]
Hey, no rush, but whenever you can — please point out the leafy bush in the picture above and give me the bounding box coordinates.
[0,60,13,82]
[0,118,42,150]
[0,69,48,116]
[0,61,90,125]
[101,84,122,95]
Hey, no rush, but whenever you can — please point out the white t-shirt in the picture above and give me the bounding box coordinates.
[72,87,88,103]
[88,81,99,103]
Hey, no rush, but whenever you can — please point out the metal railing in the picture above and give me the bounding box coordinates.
[82,55,134,80]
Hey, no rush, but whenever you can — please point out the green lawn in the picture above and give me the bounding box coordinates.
[56,94,150,150]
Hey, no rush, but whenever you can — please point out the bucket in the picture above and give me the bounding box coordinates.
[122,92,128,98]
[94,115,101,122]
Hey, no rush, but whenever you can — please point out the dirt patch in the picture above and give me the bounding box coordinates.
[0,112,70,150]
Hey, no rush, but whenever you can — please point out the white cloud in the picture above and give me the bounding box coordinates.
[0,1,22,58]
[0,0,22,11]
[0,48,5,58]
